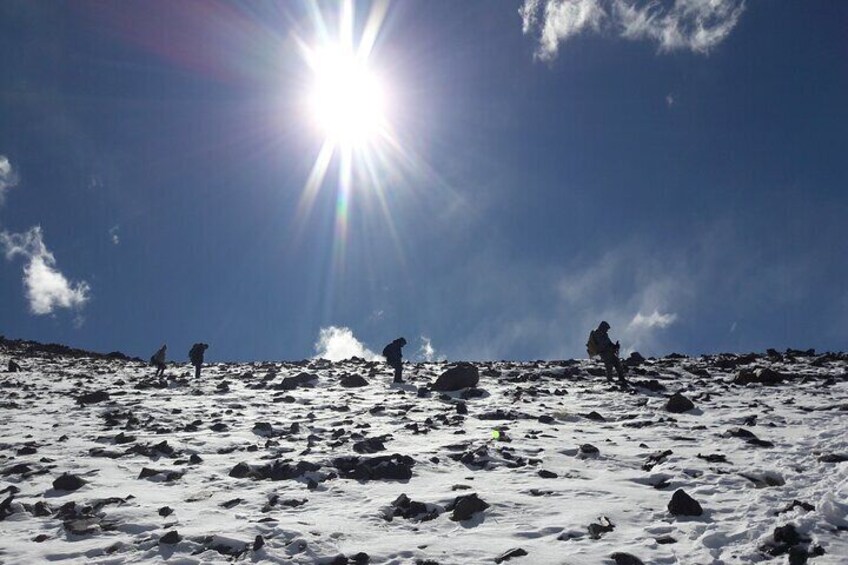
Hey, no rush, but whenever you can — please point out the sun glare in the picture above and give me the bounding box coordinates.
[310,46,386,146]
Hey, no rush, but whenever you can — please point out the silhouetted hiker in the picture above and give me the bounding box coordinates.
[188,343,208,379]
[587,321,627,385]
[150,344,167,378]
[382,337,407,384]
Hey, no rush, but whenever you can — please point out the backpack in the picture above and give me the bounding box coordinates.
[586,330,599,357]
[382,344,391,359]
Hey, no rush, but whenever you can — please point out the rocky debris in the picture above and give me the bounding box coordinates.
[632,379,665,392]
[253,535,265,551]
[446,492,489,521]
[583,411,605,421]
[276,372,317,391]
[252,422,274,436]
[76,390,110,405]
[538,469,558,479]
[724,427,774,448]
[740,471,785,488]
[818,453,847,463]
[385,493,441,522]
[333,454,414,481]
[666,392,695,413]
[114,432,136,444]
[7,360,21,372]
[52,473,86,492]
[759,523,825,563]
[610,553,645,565]
[587,516,615,539]
[432,363,479,391]
[0,493,14,521]
[494,547,528,563]
[340,374,369,387]
[158,506,173,517]
[734,367,788,386]
[668,489,703,516]
[642,449,673,471]
[229,460,322,482]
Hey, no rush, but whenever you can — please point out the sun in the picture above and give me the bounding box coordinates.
[309,45,387,147]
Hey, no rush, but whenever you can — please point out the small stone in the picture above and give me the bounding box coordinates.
[537,469,558,479]
[158,506,173,517]
[253,534,265,551]
[610,552,645,565]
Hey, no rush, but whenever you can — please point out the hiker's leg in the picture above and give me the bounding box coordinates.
[393,363,403,383]
[195,364,201,379]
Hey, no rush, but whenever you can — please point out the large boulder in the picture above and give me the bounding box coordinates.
[666,392,695,413]
[340,374,368,388]
[668,489,703,516]
[446,493,489,521]
[432,363,479,391]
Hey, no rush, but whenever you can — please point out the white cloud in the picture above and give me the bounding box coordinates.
[417,336,445,362]
[1,226,91,315]
[109,225,120,245]
[629,309,678,329]
[0,155,19,205]
[521,0,746,60]
[313,326,381,362]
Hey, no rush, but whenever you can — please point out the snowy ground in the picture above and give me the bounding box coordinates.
[0,340,846,564]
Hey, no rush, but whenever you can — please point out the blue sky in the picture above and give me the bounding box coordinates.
[1,1,846,362]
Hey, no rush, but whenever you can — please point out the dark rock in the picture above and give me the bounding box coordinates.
[53,473,86,492]
[210,422,228,432]
[655,536,676,544]
[623,352,645,367]
[333,454,414,481]
[538,469,558,479]
[537,415,554,424]
[350,552,370,564]
[583,411,605,421]
[666,392,695,413]
[587,516,615,539]
[8,360,21,372]
[494,547,527,563]
[696,453,729,464]
[221,498,243,509]
[158,506,173,517]
[724,427,774,448]
[642,450,673,471]
[734,367,787,386]
[633,379,665,392]
[253,422,274,435]
[138,467,183,481]
[456,402,468,415]
[340,374,368,388]
[353,438,386,454]
[668,489,703,516]
[387,493,441,522]
[160,530,182,545]
[446,493,489,521]
[77,390,110,405]
[579,444,599,457]
[610,553,645,565]
[774,524,802,546]
[253,535,264,551]
[818,453,848,463]
[776,500,815,515]
[432,363,479,391]
[277,372,317,390]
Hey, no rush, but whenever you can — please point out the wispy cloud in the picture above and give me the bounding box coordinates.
[109,225,120,245]
[521,0,746,60]
[629,309,678,329]
[417,335,445,362]
[1,226,91,315]
[0,155,19,205]
[313,326,381,362]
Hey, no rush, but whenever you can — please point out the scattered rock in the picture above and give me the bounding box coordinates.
[668,489,703,516]
[666,392,695,413]
[494,547,527,563]
[52,473,86,492]
[340,374,368,388]
[447,493,489,521]
[353,438,386,454]
[160,530,182,545]
[578,444,599,457]
[77,390,110,405]
[537,469,558,479]
[333,454,415,481]
[587,516,615,539]
[610,552,645,565]
[432,363,479,391]
[642,449,673,471]
[386,493,441,522]
[818,453,847,463]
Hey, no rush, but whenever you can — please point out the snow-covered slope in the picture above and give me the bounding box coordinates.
[0,340,846,564]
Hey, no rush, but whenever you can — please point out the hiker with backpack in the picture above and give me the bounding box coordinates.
[587,321,628,386]
[151,344,167,379]
[189,343,209,379]
[382,337,407,384]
